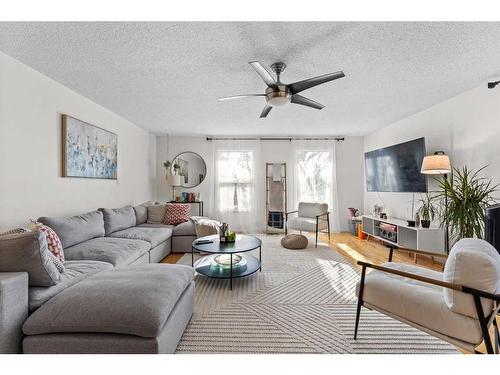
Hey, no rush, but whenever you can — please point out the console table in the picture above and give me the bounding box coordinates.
[362,215,445,255]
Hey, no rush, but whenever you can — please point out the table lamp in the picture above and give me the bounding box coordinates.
[421,151,452,252]
[166,175,182,201]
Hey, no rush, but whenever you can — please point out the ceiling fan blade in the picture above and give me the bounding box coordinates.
[217,94,265,101]
[288,71,345,94]
[290,94,325,110]
[260,104,272,118]
[249,61,276,87]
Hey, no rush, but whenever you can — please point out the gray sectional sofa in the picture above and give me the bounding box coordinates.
[0,202,200,354]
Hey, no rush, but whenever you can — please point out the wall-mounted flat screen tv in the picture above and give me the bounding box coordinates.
[365,137,427,192]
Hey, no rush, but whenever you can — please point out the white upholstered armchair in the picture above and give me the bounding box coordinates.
[285,202,330,247]
[355,238,500,353]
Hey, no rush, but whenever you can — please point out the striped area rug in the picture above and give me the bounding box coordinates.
[175,235,458,354]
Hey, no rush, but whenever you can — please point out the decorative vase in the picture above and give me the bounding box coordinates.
[415,213,420,227]
[421,220,430,228]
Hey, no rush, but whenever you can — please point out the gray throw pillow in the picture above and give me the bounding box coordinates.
[99,206,137,235]
[0,231,61,286]
[133,201,155,225]
[147,204,167,224]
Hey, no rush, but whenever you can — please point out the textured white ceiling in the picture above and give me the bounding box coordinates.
[1,22,500,136]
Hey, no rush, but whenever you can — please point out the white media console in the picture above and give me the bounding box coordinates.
[362,214,445,255]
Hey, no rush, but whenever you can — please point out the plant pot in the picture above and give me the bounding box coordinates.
[421,220,431,228]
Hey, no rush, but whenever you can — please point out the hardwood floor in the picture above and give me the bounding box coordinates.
[161,232,497,354]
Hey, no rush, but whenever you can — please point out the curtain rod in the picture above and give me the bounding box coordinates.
[206,137,345,142]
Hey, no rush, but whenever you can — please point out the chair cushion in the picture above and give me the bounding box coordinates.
[108,227,172,248]
[0,231,61,287]
[38,211,105,249]
[133,201,155,225]
[281,234,308,249]
[298,202,328,218]
[63,237,150,267]
[443,238,500,318]
[360,262,483,345]
[287,217,328,232]
[99,206,137,235]
[164,203,190,225]
[147,204,167,224]
[29,260,113,311]
[23,264,195,338]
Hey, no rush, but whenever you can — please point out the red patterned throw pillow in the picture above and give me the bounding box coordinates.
[34,223,65,262]
[163,203,190,225]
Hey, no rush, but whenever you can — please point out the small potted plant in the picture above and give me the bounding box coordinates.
[173,162,180,175]
[163,160,172,180]
[417,193,438,228]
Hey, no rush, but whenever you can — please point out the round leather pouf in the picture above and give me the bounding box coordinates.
[281,234,308,249]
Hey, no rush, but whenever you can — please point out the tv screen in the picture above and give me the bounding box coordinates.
[365,137,427,192]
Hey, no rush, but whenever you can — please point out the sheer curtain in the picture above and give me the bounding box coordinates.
[290,140,341,233]
[211,140,264,233]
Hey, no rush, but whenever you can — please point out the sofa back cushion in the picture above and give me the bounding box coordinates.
[0,231,61,287]
[38,211,105,249]
[443,238,500,318]
[134,201,155,225]
[99,206,137,235]
[298,202,328,218]
[147,204,167,224]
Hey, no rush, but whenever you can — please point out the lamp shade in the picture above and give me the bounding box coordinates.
[166,174,182,186]
[421,154,451,175]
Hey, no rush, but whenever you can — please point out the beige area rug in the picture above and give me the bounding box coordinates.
[175,235,458,354]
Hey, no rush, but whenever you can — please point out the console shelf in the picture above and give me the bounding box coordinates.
[362,214,445,255]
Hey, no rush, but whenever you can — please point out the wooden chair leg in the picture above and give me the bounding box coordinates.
[473,294,494,354]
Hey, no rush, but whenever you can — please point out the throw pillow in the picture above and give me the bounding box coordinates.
[32,222,65,262]
[164,203,190,225]
[147,204,167,223]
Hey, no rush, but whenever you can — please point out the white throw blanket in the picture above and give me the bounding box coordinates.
[190,216,221,238]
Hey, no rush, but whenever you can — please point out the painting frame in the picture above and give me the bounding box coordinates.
[61,114,118,180]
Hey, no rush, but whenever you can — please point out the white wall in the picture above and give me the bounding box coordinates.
[0,52,155,230]
[155,135,364,231]
[364,82,500,220]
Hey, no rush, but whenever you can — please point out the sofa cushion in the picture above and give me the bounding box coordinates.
[147,204,166,224]
[63,237,150,267]
[359,262,483,345]
[108,227,172,248]
[0,231,61,287]
[29,260,113,311]
[99,206,137,235]
[134,201,155,225]
[164,203,190,225]
[173,220,197,236]
[443,238,500,318]
[23,264,195,338]
[38,211,105,248]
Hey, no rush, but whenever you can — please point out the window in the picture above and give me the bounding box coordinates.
[296,150,332,206]
[216,150,254,212]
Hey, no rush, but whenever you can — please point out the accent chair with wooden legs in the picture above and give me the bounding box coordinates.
[285,202,330,247]
[354,238,500,354]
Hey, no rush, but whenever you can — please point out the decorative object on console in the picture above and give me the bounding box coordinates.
[171,152,206,188]
[416,193,438,229]
[436,165,497,244]
[421,151,451,250]
[163,203,191,225]
[62,114,117,179]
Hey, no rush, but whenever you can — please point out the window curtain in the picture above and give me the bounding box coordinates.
[211,139,264,233]
[290,140,341,233]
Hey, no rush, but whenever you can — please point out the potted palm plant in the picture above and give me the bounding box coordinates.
[416,193,439,228]
[435,166,497,241]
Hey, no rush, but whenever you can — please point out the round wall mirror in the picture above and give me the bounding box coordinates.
[171,152,207,188]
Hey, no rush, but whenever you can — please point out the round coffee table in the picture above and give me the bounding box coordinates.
[191,234,262,290]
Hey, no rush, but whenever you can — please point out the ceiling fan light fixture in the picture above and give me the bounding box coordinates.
[265,86,291,107]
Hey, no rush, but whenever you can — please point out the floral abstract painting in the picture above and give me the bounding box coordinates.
[62,115,117,179]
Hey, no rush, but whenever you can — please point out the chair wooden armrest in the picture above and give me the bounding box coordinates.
[285,210,298,218]
[315,211,330,220]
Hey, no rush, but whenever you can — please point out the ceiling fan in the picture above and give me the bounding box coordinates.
[217,61,345,118]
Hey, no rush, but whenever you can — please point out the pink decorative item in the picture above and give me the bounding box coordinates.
[163,203,190,225]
